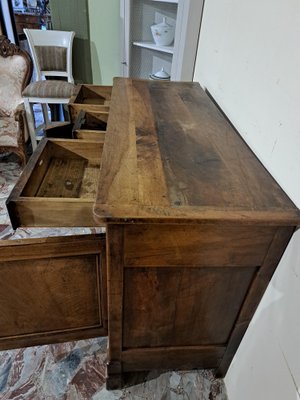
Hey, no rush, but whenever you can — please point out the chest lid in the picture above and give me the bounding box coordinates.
[94,78,300,225]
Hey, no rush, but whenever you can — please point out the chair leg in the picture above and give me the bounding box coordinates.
[23,98,37,150]
[42,103,50,126]
[63,104,71,121]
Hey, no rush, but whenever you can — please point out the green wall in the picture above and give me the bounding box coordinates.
[50,0,93,84]
[50,0,120,84]
[88,0,120,84]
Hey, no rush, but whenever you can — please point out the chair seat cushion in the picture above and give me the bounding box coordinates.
[23,80,76,99]
[0,116,19,147]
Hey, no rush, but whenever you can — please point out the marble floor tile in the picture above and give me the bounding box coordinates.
[0,156,22,227]
[0,325,228,399]
[0,156,228,399]
[0,338,228,400]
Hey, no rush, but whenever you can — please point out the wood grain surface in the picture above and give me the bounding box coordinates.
[123,266,256,348]
[6,139,104,228]
[94,78,300,225]
[0,234,107,349]
[124,224,275,267]
[4,79,299,387]
[69,84,112,123]
[95,79,300,386]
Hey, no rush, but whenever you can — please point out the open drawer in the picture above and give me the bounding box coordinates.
[45,110,108,142]
[72,110,108,141]
[0,233,107,350]
[69,84,112,123]
[6,138,104,229]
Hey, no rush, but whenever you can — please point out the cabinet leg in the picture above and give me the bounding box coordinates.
[106,360,123,390]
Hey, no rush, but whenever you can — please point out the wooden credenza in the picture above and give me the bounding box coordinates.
[3,78,300,389]
[14,13,40,34]
[14,13,51,36]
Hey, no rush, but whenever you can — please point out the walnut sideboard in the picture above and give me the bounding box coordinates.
[3,78,300,389]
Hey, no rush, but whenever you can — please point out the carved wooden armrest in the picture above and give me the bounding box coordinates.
[14,103,25,122]
[14,104,27,148]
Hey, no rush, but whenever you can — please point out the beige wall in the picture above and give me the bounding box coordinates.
[88,0,120,84]
[194,1,300,399]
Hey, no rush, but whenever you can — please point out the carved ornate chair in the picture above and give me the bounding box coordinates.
[0,36,33,166]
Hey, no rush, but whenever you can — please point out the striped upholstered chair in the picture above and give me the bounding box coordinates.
[0,36,33,166]
[22,29,76,150]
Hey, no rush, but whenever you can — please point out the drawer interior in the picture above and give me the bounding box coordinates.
[73,111,107,142]
[45,122,73,139]
[69,85,112,123]
[74,111,108,132]
[73,85,112,105]
[22,140,102,200]
[7,139,104,228]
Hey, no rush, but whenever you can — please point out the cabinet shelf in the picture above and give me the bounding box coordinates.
[121,0,203,80]
[132,41,174,55]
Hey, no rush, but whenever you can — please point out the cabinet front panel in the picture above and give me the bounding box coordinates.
[0,254,101,337]
[0,234,107,349]
[123,266,256,348]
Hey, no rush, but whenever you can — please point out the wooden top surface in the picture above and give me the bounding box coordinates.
[93,78,300,225]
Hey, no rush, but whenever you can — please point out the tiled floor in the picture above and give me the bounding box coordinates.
[0,153,228,399]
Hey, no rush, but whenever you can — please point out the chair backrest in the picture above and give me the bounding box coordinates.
[23,29,75,83]
[0,35,32,117]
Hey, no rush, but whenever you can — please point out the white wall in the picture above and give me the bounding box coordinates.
[194,1,300,399]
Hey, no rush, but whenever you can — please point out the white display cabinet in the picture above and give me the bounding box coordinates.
[120,0,203,81]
